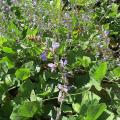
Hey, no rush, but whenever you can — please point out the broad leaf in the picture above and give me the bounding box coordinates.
[22,61,34,70]
[15,68,30,80]
[111,67,120,78]
[2,47,15,54]
[81,56,91,67]
[85,103,106,120]
[0,57,15,69]
[10,101,42,120]
[72,103,81,113]
[90,62,107,82]
[0,36,7,47]
[55,0,61,10]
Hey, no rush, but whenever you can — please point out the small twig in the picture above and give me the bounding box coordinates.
[42,97,58,102]
[55,101,63,120]
[42,88,90,102]
[68,88,90,96]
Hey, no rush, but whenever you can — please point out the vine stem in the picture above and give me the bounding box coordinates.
[69,88,90,96]
[42,97,58,102]
[42,88,90,102]
[55,99,63,120]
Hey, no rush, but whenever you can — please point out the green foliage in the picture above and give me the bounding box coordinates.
[0,36,7,47]
[2,47,15,54]
[10,101,42,120]
[86,103,106,120]
[90,62,108,82]
[15,68,30,80]
[0,56,15,69]
[72,102,81,113]
[0,0,120,120]
[112,67,120,77]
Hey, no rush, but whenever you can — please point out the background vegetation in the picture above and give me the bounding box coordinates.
[0,0,120,120]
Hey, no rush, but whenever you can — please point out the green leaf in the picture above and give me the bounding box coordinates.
[81,41,89,50]
[90,62,107,82]
[1,62,8,73]
[56,0,61,10]
[5,74,13,86]
[0,57,15,69]
[2,47,15,54]
[70,0,96,5]
[81,56,91,67]
[18,80,34,99]
[30,90,37,101]
[62,104,73,113]
[0,101,13,120]
[8,21,20,36]
[72,103,81,113]
[0,36,7,47]
[27,28,38,36]
[62,116,68,120]
[109,3,119,17]
[111,67,120,78]
[22,61,34,70]
[10,101,42,120]
[58,42,66,55]
[39,88,51,97]
[90,62,108,90]
[15,68,30,80]
[85,103,106,120]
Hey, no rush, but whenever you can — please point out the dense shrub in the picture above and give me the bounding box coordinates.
[0,0,120,120]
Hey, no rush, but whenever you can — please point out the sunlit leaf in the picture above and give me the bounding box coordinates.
[0,36,7,47]
[72,103,81,113]
[86,103,106,120]
[0,57,15,69]
[2,47,15,54]
[15,68,30,80]
[10,101,42,120]
[111,67,120,79]
[81,56,91,67]
[90,62,108,82]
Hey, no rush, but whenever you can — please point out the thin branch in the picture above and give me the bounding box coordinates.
[42,88,90,102]
[42,97,58,102]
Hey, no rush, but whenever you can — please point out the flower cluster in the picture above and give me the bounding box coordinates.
[48,63,57,72]
[60,59,67,68]
[57,84,71,103]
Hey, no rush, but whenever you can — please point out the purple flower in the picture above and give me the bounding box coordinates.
[57,84,72,93]
[60,59,67,67]
[63,19,67,24]
[52,42,60,50]
[50,41,60,52]
[41,52,47,61]
[58,84,68,93]
[48,63,57,72]
[58,84,63,90]
[104,30,109,37]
